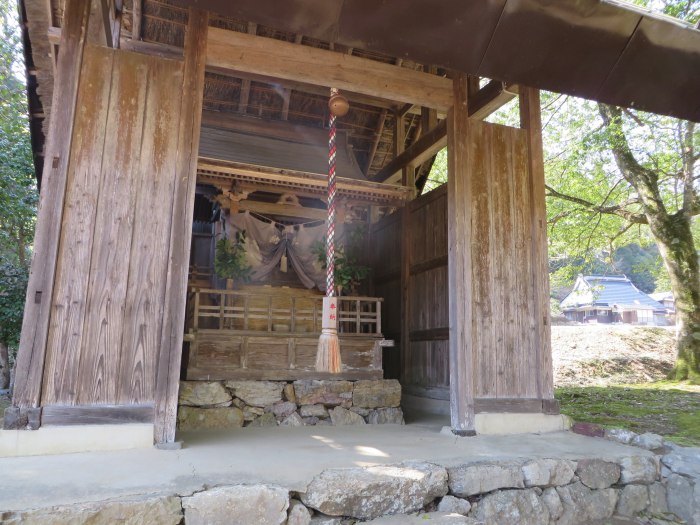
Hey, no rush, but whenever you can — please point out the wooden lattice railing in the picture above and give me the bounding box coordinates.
[187,288,383,336]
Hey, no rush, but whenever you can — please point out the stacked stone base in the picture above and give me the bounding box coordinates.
[177,379,404,430]
[7,449,697,525]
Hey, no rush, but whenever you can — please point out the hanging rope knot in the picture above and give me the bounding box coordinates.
[317,88,348,374]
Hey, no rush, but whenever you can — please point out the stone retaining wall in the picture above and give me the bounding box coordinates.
[6,428,699,524]
[177,379,404,430]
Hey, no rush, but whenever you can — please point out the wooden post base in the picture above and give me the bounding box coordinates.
[3,406,42,430]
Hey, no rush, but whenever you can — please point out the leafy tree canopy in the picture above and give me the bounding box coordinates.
[0,0,37,358]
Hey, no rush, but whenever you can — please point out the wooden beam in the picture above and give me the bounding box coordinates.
[131,0,141,40]
[447,73,476,435]
[87,0,118,48]
[397,103,414,118]
[154,8,208,445]
[374,81,521,183]
[519,87,554,401]
[365,109,387,176]
[119,37,182,60]
[113,34,419,113]
[281,89,291,121]
[237,22,257,114]
[7,0,91,422]
[41,404,154,425]
[470,80,520,121]
[239,199,327,221]
[206,28,453,111]
[373,119,447,183]
[421,106,438,139]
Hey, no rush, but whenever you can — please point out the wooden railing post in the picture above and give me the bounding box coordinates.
[193,290,200,331]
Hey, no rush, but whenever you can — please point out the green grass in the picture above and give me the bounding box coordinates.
[556,381,700,447]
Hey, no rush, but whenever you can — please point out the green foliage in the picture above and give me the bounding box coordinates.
[612,244,662,293]
[0,2,36,271]
[627,0,699,24]
[214,231,252,283]
[312,227,370,295]
[0,0,37,352]
[0,260,27,351]
[423,148,447,194]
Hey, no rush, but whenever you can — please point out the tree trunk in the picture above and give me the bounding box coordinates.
[649,213,700,382]
[0,341,9,390]
[598,103,700,382]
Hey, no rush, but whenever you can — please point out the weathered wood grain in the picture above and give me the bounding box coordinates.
[186,332,382,380]
[154,9,208,444]
[41,404,154,425]
[41,45,114,406]
[206,27,453,111]
[11,0,91,411]
[40,46,186,412]
[117,56,184,405]
[521,88,554,400]
[78,50,150,405]
[447,74,475,434]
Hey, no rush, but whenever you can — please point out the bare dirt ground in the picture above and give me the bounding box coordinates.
[552,324,677,387]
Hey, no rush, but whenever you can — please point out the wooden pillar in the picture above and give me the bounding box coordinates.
[395,110,412,386]
[153,8,208,445]
[447,73,476,435]
[519,87,554,401]
[6,0,91,428]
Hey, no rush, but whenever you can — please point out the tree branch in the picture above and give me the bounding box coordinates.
[545,184,648,224]
[597,103,667,216]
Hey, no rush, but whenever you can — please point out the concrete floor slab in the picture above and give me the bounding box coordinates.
[0,416,652,513]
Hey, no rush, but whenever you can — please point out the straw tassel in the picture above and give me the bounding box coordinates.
[316,89,344,373]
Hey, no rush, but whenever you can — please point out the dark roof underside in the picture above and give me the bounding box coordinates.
[199,127,366,180]
[171,0,700,123]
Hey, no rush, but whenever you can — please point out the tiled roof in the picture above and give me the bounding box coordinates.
[560,275,666,311]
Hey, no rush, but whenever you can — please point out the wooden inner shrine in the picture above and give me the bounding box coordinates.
[9,0,699,445]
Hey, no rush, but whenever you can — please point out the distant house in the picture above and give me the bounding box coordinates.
[560,275,669,326]
[650,292,676,324]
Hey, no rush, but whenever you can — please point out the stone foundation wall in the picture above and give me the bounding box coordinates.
[6,429,700,524]
[177,379,404,430]
[8,440,699,524]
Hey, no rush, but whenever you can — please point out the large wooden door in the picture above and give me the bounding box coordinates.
[41,45,185,410]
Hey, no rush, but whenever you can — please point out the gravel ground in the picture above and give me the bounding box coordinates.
[552,324,676,387]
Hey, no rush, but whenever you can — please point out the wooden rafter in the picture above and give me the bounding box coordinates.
[364,109,388,176]
[131,0,141,40]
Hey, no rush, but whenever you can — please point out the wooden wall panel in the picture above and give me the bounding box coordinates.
[43,47,115,405]
[41,45,186,408]
[117,59,183,405]
[403,185,449,390]
[370,212,401,378]
[382,117,552,408]
[78,52,150,405]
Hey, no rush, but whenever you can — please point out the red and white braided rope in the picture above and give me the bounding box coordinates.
[326,112,337,297]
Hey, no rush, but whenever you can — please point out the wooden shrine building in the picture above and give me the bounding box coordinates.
[5,0,700,447]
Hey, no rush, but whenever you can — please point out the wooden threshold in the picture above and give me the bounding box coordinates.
[41,404,155,426]
[186,368,383,381]
[403,386,560,414]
